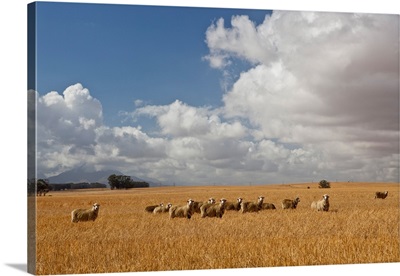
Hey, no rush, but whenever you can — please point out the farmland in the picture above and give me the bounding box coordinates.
[34,182,399,275]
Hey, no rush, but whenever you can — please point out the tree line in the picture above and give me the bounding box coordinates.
[50,182,107,191]
[28,173,149,196]
[107,174,149,189]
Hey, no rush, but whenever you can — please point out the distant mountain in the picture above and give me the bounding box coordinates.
[48,165,123,185]
[47,164,159,186]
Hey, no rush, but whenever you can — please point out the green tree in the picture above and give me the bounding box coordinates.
[37,179,51,195]
[108,174,149,189]
[107,174,119,189]
[120,175,132,189]
[318,179,331,188]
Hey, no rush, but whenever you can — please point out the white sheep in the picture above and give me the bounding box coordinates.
[153,203,172,214]
[311,194,330,212]
[169,199,195,219]
[225,197,243,211]
[192,198,215,213]
[260,202,276,210]
[375,191,388,199]
[281,197,300,209]
[145,203,161,213]
[200,198,227,218]
[71,203,100,223]
[241,196,264,213]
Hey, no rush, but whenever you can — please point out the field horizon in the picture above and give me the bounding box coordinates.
[34,181,399,275]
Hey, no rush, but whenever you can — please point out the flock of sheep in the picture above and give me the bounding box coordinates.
[143,194,332,219]
[69,190,389,222]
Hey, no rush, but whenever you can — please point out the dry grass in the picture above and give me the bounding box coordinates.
[34,182,399,275]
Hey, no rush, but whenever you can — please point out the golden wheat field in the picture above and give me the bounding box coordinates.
[33,182,399,275]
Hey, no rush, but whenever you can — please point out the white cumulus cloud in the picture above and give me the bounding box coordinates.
[204,11,399,183]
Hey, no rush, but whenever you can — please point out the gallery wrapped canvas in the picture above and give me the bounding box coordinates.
[27,1,399,275]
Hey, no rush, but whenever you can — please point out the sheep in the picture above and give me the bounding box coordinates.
[200,198,227,218]
[225,197,243,211]
[153,203,172,214]
[240,196,264,213]
[71,203,100,223]
[192,198,215,213]
[311,194,330,212]
[145,203,161,213]
[375,191,388,199]
[260,202,276,210]
[169,199,195,219]
[281,197,300,209]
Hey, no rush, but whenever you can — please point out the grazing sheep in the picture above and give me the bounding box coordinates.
[375,191,388,199]
[145,203,161,213]
[260,202,276,210]
[201,198,227,218]
[71,203,100,223]
[153,203,172,214]
[192,198,215,213]
[225,197,243,211]
[311,194,330,212]
[281,197,300,209]
[241,196,264,213]
[169,199,195,219]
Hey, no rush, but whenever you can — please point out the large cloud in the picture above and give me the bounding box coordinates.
[36,84,103,175]
[204,11,399,183]
[134,100,247,139]
[36,84,257,183]
[208,12,398,134]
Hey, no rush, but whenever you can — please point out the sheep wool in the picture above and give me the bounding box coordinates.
[260,202,276,210]
[282,197,300,209]
[153,203,172,214]
[192,198,215,213]
[375,191,388,199]
[169,199,195,219]
[225,197,243,211]
[241,196,264,213]
[71,203,100,223]
[311,194,330,212]
[145,204,161,213]
[200,198,227,218]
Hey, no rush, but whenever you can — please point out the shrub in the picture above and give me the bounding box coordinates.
[319,179,331,188]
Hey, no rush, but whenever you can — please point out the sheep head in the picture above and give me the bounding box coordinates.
[187,199,194,206]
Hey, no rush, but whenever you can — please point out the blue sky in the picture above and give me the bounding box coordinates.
[31,2,399,185]
[35,2,270,127]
